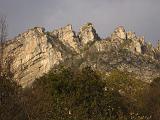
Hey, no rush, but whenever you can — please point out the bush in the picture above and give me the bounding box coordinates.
[0,75,26,120]
[9,67,153,120]
[105,70,149,119]
[145,77,160,120]
[24,67,129,120]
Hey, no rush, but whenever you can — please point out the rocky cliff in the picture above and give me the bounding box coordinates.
[3,23,160,87]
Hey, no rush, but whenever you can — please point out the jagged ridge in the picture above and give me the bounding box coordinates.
[3,23,160,87]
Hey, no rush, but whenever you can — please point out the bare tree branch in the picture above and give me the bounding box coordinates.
[0,16,8,73]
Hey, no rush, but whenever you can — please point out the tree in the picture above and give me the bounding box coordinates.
[0,16,7,73]
[23,67,129,120]
[105,70,149,119]
[0,75,27,120]
[145,77,160,120]
[0,16,27,119]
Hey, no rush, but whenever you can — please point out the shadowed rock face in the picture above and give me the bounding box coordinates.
[157,40,160,51]
[78,23,100,46]
[51,24,80,53]
[3,23,160,87]
[127,31,136,40]
[111,26,126,40]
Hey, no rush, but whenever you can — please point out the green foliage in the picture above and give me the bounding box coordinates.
[26,67,129,120]
[105,70,149,120]
[105,70,147,97]
[144,77,160,120]
[0,75,26,120]
[1,66,158,120]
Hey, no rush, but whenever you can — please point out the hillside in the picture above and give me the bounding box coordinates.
[2,23,160,87]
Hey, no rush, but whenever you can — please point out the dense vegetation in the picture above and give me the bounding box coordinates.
[0,74,27,120]
[0,67,160,120]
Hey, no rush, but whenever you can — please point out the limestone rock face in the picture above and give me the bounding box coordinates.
[128,40,142,53]
[138,36,145,45]
[157,40,160,51]
[2,23,160,87]
[4,27,63,87]
[111,26,126,40]
[52,25,80,53]
[78,23,100,46]
[155,41,160,60]
[127,32,136,39]
[111,27,143,54]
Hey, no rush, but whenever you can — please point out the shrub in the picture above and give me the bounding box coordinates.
[105,70,149,119]
[24,67,129,120]
[145,77,160,120]
[0,75,26,120]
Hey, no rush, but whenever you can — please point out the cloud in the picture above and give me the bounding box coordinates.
[0,0,160,45]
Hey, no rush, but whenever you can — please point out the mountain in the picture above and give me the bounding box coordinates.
[3,23,160,87]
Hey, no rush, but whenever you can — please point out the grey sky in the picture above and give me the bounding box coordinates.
[0,0,160,45]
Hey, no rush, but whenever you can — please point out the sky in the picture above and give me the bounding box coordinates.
[0,0,160,45]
